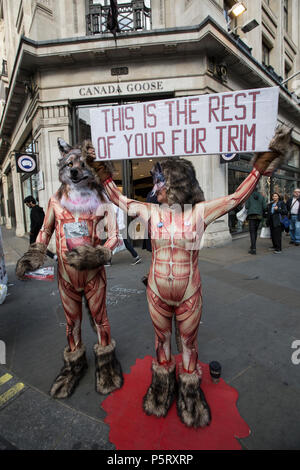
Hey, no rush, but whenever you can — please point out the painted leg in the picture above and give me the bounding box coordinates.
[85,270,123,394]
[50,277,87,398]
[143,287,176,417]
[175,290,211,428]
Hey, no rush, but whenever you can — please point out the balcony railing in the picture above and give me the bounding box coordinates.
[86,1,151,35]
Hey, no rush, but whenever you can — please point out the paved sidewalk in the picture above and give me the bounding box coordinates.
[0,225,300,450]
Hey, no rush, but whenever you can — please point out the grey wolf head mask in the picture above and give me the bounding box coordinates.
[57,138,96,189]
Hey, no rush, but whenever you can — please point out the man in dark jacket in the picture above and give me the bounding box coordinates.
[24,196,45,244]
[245,188,267,254]
[286,188,300,246]
[24,196,56,259]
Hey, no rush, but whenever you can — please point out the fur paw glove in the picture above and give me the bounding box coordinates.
[16,243,47,280]
[85,152,115,183]
[66,245,112,270]
[252,126,293,175]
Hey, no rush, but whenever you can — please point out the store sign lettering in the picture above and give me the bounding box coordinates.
[79,80,164,97]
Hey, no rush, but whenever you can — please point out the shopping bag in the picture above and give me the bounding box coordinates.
[24,267,55,281]
[236,206,248,223]
[260,227,271,238]
[0,284,7,304]
[112,234,125,255]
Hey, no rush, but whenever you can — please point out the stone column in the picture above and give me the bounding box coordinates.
[11,157,26,237]
[1,174,9,228]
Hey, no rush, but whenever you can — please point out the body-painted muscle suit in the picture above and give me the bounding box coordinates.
[87,128,291,428]
[16,138,123,398]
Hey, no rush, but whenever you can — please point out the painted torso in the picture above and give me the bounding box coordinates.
[148,204,204,305]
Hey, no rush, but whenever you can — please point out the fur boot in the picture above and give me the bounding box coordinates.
[50,344,88,399]
[94,339,123,394]
[66,245,111,270]
[143,357,176,418]
[16,243,46,280]
[177,362,211,428]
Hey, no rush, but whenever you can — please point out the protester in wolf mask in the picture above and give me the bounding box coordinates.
[16,138,123,398]
[85,128,291,428]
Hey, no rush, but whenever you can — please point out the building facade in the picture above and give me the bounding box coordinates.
[0,0,299,247]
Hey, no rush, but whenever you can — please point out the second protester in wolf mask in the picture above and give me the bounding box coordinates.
[16,138,123,399]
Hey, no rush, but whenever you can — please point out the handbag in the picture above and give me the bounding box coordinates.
[280,215,290,229]
[260,226,271,238]
[236,205,248,223]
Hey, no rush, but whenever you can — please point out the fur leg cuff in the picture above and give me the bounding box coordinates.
[50,344,88,399]
[94,339,123,394]
[143,357,176,418]
[177,362,211,428]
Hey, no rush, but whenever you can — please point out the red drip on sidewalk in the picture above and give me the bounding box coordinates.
[102,355,250,450]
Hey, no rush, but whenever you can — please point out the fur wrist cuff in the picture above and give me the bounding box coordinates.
[16,243,47,280]
[66,245,111,270]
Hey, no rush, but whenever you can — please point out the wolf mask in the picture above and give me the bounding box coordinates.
[56,138,106,213]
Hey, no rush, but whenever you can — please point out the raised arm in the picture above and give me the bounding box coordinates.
[202,127,292,227]
[96,201,120,252]
[84,145,151,223]
[203,168,260,226]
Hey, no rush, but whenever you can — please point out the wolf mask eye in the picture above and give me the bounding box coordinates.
[67,162,73,168]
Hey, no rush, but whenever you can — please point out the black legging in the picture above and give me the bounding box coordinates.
[123,238,138,258]
[249,219,261,250]
[270,221,282,251]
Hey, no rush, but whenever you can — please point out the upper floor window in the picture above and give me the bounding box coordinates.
[262,41,271,66]
[86,0,151,35]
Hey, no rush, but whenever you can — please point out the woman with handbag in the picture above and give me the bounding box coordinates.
[266,193,287,253]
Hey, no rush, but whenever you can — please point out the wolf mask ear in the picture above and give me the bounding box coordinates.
[57,138,73,156]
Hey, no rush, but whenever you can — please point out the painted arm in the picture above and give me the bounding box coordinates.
[202,127,292,226]
[98,201,120,251]
[203,168,260,226]
[15,198,55,280]
[103,177,151,224]
[36,198,56,248]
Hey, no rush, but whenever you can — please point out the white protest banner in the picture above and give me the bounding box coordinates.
[90,86,279,161]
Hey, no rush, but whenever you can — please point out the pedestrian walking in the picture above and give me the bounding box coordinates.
[245,188,267,254]
[23,196,57,259]
[266,192,287,253]
[286,188,300,246]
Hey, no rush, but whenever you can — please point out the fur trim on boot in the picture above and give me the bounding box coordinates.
[94,339,123,394]
[66,245,111,270]
[16,243,47,280]
[177,363,211,428]
[143,357,176,418]
[50,345,87,399]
